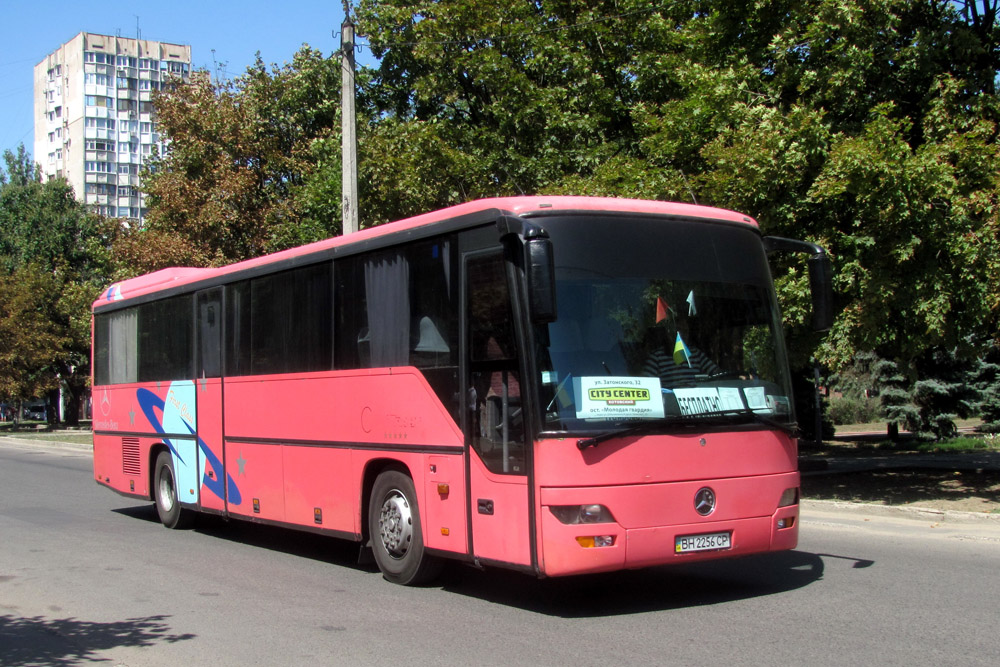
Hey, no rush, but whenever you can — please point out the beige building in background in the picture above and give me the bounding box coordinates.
[34,32,191,221]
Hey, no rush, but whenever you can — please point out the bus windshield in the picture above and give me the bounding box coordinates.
[534,214,794,433]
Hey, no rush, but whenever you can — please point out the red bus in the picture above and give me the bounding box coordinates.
[92,196,832,585]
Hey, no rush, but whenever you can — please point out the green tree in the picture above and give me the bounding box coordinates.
[974,344,1000,427]
[911,347,981,438]
[140,0,1000,400]
[142,48,343,267]
[0,145,108,424]
[872,357,920,438]
[0,265,70,421]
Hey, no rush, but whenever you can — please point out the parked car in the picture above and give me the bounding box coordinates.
[23,404,46,421]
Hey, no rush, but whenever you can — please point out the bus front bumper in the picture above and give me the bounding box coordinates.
[538,475,799,577]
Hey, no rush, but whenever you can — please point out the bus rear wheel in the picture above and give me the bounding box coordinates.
[154,450,194,529]
[369,469,442,585]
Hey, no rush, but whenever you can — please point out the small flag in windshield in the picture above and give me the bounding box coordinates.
[673,333,692,367]
[656,297,669,323]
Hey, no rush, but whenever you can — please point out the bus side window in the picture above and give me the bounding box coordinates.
[335,239,461,422]
[466,252,524,475]
[196,290,221,378]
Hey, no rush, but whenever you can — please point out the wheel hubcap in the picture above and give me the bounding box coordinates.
[378,490,412,559]
[158,470,175,512]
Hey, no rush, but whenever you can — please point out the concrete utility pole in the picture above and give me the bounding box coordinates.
[340,8,359,235]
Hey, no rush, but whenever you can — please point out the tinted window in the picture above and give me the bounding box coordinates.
[226,262,333,376]
[334,237,457,371]
[137,295,193,382]
[94,308,138,385]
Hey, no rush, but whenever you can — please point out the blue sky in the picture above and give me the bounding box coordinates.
[0,0,377,159]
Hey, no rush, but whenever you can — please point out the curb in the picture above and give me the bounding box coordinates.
[0,436,92,453]
[802,498,1000,526]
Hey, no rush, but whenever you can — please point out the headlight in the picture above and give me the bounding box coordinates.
[549,504,615,524]
[778,487,799,507]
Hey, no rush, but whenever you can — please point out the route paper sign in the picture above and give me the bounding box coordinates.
[673,387,744,416]
[574,377,665,420]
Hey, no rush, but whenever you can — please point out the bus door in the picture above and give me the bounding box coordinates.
[463,249,533,569]
[195,288,228,514]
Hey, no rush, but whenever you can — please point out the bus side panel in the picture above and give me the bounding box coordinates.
[469,454,531,566]
[197,378,226,513]
[348,450,468,554]
[422,454,467,553]
[93,431,153,498]
[225,441,284,521]
[222,369,463,536]
[93,383,198,500]
[282,445,353,531]
[222,369,462,446]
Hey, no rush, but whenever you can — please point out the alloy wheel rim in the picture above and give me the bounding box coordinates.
[378,490,413,559]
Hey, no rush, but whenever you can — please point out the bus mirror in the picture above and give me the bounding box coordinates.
[763,236,834,333]
[808,253,833,332]
[526,234,557,323]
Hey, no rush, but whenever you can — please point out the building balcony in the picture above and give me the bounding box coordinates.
[84,128,113,140]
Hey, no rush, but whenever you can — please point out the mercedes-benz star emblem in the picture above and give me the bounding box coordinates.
[694,487,716,516]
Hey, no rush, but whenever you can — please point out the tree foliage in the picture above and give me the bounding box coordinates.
[0,146,109,423]
[114,1,1000,401]
[142,47,342,266]
[354,0,1000,373]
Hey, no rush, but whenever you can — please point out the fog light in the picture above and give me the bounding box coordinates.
[778,487,799,507]
[777,517,795,529]
[576,535,615,548]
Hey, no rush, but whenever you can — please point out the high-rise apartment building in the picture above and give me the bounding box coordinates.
[34,32,192,220]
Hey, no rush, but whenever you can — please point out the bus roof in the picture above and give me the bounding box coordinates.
[93,196,758,309]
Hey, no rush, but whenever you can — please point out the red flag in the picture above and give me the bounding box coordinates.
[656,297,668,323]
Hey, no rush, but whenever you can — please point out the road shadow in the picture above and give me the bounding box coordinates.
[0,613,195,666]
[435,549,827,617]
[112,503,375,572]
[110,503,836,616]
[802,468,1000,506]
[112,504,161,524]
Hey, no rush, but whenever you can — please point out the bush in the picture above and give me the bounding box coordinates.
[827,395,882,425]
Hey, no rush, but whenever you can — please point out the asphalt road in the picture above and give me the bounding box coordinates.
[1,442,999,666]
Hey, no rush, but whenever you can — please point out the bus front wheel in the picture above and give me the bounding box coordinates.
[154,450,194,529]
[369,469,442,585]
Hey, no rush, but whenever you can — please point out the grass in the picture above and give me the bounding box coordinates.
[917,435,1000,453]
[0,429,93,445]
[834,417,984,435]
[805,419,999,457]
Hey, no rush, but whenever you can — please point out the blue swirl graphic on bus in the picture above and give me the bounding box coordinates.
[104,285,123,301]
[136,387,242,505]
[181,419,242,505]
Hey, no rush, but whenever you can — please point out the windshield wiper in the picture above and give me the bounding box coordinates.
[576,410,797,450]
[577,419,682,450]
[683,408,799,437]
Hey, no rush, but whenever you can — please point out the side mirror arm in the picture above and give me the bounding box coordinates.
[763,236,834,332]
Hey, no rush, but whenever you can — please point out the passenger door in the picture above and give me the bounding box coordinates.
[195,288,229,513]
[463,249,533,569]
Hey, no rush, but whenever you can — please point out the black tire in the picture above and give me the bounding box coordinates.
[154,450,194,529]
[368,469,442,585]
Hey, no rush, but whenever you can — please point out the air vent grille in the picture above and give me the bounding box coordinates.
[122,437,141,476]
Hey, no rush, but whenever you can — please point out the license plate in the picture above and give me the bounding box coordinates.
[675,531,732,554]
